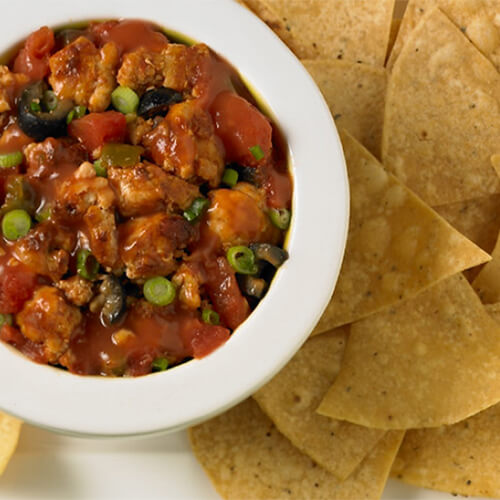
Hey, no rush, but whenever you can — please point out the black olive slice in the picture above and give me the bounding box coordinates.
[137,87,183,119]
[249,243,289,268]
[99,275,126,327]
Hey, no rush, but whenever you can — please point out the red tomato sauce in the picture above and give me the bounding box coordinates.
[0,19,292,377]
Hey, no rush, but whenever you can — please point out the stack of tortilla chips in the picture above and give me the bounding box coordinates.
[190,1,500,498]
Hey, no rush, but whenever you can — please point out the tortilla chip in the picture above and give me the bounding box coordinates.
[189,398,403,500]
[392,403,500,498]
[391,304,500,497]
[317,274,500,429]
[311,130,489,334]
[473,230,500,303]
[382,7,500,206]
[386,19,402,65]
[248,0,395,65]
[253,328,385,481]
[0,412,21,476]
[303,60,386,158]
[387,0,500,71]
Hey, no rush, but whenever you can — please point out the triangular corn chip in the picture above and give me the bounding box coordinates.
[0,412,21,476]
[254,328,384,480]
[473,231,500,303]
[318,274,500,429]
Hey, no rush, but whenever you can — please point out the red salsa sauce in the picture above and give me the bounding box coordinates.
[0,20,292,376]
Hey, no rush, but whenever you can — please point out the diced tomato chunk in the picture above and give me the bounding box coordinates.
[13,26,55,80]
[190,322,230,358]
[210,91,272,167]
[205,256,250,330]
[89,20,168,54]
[68,112,127,157]
[0,324,46,363]
[0,263,37,314]
[263,165,293,209]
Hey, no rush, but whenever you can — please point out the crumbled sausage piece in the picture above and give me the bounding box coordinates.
[117,43,211,97]
[142,100,224,187]
[57,275,94,307]
[0,66,29,113]
[128,116,156,145]
[48,37,119,112]
[119,213,195,281]
[172,263,202,309]
[207,183,280,249]
[16,286,82,363]
[12,222,75,281]
[108,162,199,217]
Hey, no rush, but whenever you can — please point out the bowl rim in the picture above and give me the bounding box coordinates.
[0,0,349,437]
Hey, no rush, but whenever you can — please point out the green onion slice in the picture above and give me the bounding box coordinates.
[66,109,75,125]
[0,151,23,169]
[249,144,265,161]
[269,208,291,230]
[76,249,100,281]
[93,159,107,178]
[202,308,220,325]
[151,357,169,372]
[111,86,140,115]
[143,277,176,306]
[35,204,52,222]
[30,101,41,113]
[226,245,258,275]
[183,197,209,223]
[0,314,13,328]
[2,209,32,241]
[222,168,238,187]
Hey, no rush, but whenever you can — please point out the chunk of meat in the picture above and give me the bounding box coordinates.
[48,37,119,112]
[0,66,29,113]
[56,276,94,307]
[11,222,75,281]
[54,161,116,220]
[16,286,82,363]
[0,262,37,314]
[142,100,224,187]
[172,263,202,309]
[119,213,195,280]
[205,257,250,330]
[117,43,211,96]
[128,116,156,145]
[108,162,199,217]
[24,138,87,180]
[83,205,119,269]
[207,184,280,249]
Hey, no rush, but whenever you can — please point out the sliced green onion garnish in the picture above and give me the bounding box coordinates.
[143,277,176,306]
[74,105,87,118]
[269,208,291,230]
[76,249,100,281]
[2,209,31,241]
[152,357,169,372]
[222,168,239,187]
[66,109,75,125]
[0,314,13,328]
[42,90,58,111]
[227,245,258,275]
[0,151,23,169]
[35,204,52,222]
[30,101,41,113]
[249,144,265,161]
[202,308,220,325]
[111,86,140,115]
[93,159,107,178]
[183,197,209,223]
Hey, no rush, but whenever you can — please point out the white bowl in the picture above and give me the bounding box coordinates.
[0,0,349,437]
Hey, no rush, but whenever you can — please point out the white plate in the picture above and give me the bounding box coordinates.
[0,426,483,500]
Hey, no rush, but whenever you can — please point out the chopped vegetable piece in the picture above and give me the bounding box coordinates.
[1,176,36,216]
[100,143,144,168]
[239,275,268,299]
[76,249,100,281]
[30,101,41,113]
[2,209,32,240]
[227,246,258,275]
[42,90,58,111]
[202,309,220,325]
[249,144,265,161]
[111,86,140,114]
[250,243,289,268]
[269,208,291,230]
[66,107,85,125]
[222,168,239,187]
[143,277,176,306]
[93,159,107,178]
[0,151,23,169]
[0,314,13,327]
[66,109,75,125]
[35,204,51,222]
[152,357,169,372]
[183,197,209,223]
